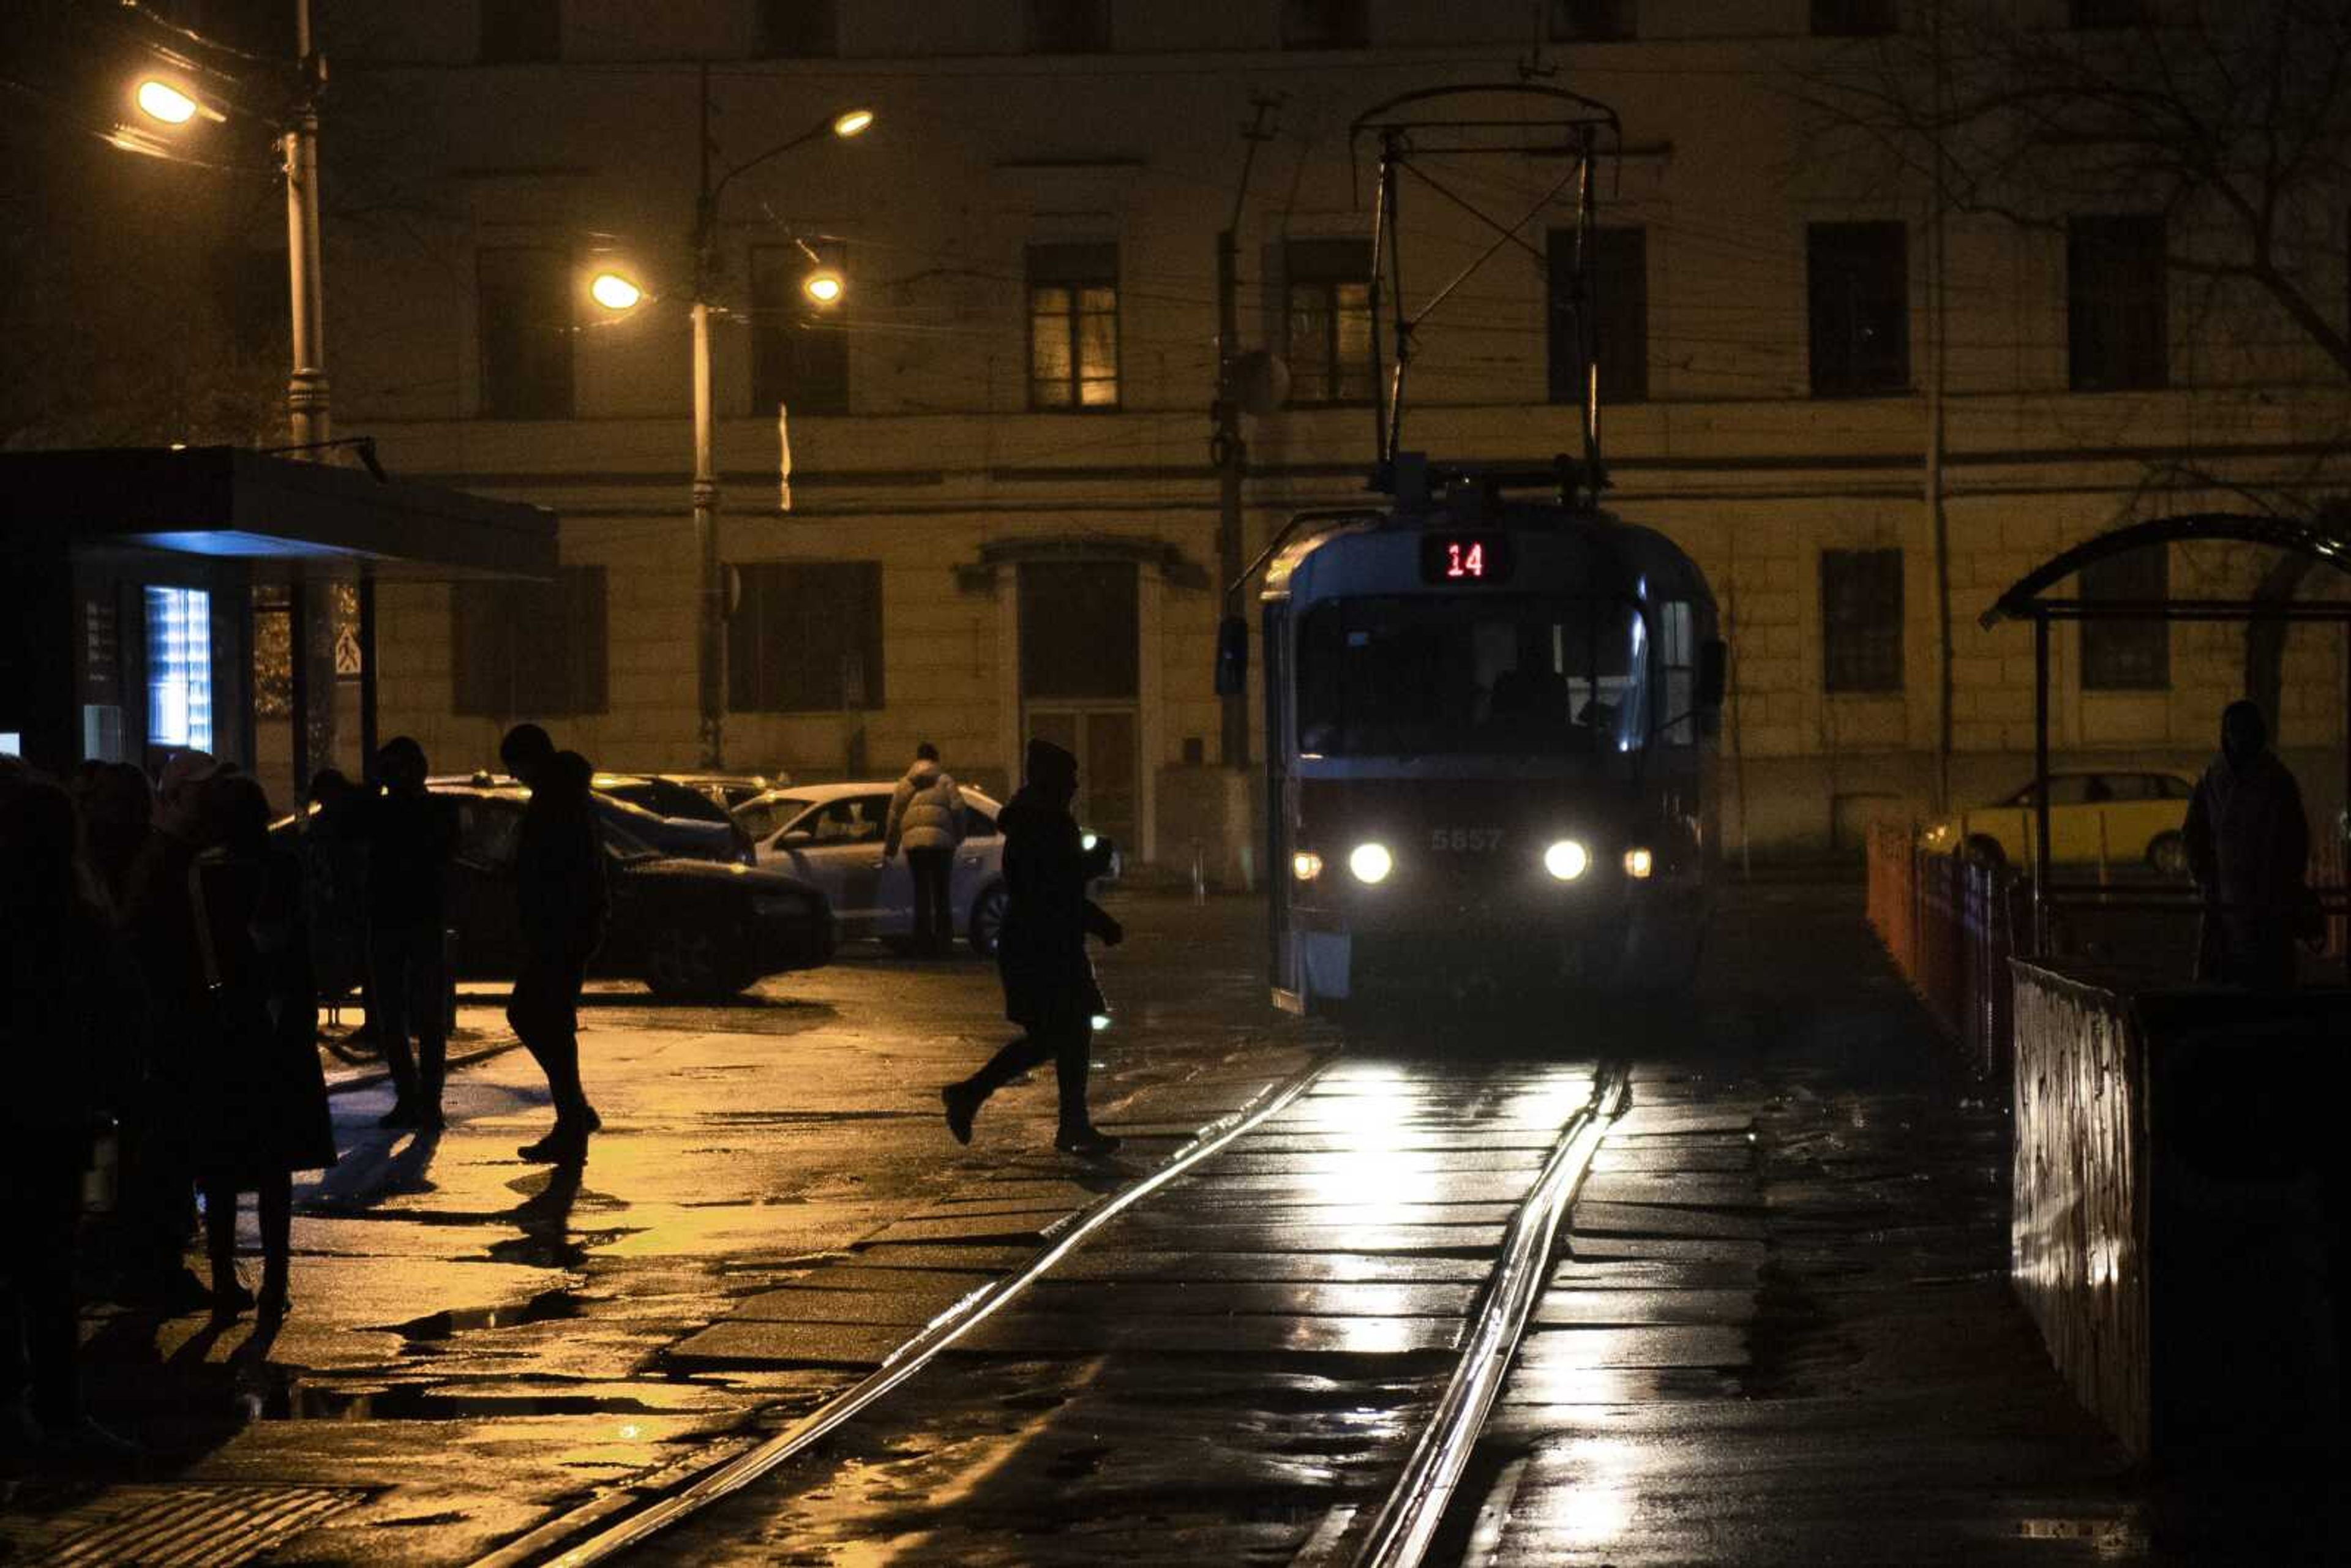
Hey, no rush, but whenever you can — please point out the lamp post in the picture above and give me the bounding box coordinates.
[592,72,869,770]
[133,0,338,798]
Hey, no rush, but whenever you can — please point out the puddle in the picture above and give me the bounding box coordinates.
[381,1286,587,1342]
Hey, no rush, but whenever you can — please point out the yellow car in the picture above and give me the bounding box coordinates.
[1919,770,2195,876]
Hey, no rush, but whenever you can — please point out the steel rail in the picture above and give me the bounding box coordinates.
[1349,1060,1630,1568]
[470,1050,1336,1568]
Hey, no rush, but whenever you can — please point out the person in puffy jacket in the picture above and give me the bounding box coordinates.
[884,743,964,956]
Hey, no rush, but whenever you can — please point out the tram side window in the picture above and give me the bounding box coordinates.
[1295,596,1646,757]
[1659,600,1696,745]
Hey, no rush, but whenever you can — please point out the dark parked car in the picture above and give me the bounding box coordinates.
[434,783,832,997]
[434,773,752,865]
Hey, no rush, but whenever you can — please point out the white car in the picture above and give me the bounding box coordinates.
[734,781,1116,957]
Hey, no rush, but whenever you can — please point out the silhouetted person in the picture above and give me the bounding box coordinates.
[2184,700,2311,991]
[301,767,371,1032]
[940,738,1123,1156]
[115,749,223,1314]
[885,741,964,956]
[78,762,154,920]
[363,739,458,1128]
[500,727,607,1162]
[0,782,136,1469]
[187,775,336,1322]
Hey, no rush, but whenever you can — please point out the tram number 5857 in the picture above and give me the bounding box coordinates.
[1431,827,1505,852]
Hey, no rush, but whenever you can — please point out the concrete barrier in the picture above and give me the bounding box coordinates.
[2011,962,2151,1456]
[2012,961,2351,1463]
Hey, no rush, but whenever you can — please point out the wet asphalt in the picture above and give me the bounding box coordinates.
[3,882,2339,1564]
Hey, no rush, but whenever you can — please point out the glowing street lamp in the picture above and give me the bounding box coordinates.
[588,271,645,312]
[831,108,875,138]
[800,268,845,306]
[135,79,203,125]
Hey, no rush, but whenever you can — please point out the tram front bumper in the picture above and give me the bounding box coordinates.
[1294,877,1704,1002]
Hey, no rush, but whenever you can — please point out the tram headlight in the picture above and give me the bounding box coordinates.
[1543,839,1590,882]
[1292,850,1324,882]
[1348,842,1393,885]
[1623,847,1654,880]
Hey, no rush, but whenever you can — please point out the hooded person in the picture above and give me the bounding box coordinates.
[940,738,1123,1156]
[2183,700,2312,990]
[500,732,608,1163]
[883,742,965,956]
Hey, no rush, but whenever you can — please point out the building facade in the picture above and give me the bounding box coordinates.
[296,0,2350,868]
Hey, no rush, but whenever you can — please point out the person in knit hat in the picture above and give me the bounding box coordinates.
[940,738,1123,1155]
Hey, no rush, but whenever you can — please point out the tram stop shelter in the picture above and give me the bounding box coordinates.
[1981,512,2351,1463]
[1980,511,2351,975]
[0,444,556,798]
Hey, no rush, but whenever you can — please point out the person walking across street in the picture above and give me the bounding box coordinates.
[500,726,608,1163]
[364,738,459,1129]
[2184,699,2316,991]
[186,774,336,1322]
[940,738,1124,1156]
[885,741,965,956]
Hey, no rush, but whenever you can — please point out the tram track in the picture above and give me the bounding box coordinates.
[470,1052,1633,1567]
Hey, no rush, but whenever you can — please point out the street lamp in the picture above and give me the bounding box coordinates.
[129,0,342,805]
[590,75,872,770]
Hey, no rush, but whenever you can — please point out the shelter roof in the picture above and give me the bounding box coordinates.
[0,445,557,580]
[1981,512,2351,629]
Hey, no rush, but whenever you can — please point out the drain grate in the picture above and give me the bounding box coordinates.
[28,1482,366,1567]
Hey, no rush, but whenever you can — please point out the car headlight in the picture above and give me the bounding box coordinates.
[1348,842,1393,885]
[1081,832,1099,852]
[1622,847,1653,880]
[1543,839,1589,881]
[1292,851,1324,882]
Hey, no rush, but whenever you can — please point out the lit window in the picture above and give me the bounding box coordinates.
[145,586,214,751]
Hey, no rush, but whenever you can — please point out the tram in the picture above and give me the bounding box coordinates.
[1217,459,1725,1015]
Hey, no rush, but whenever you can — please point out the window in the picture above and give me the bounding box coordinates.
[1029,0,1109,52]
[729,561,883,711]
[1811,0,1896,36]
[1282,0,1367,50]
[2068,214,2168,391]
[1548,225,1648,405]
[2079,546,2169,690]
[144,586,213,751]
[1297,596,1649,757]
[1808,221,1909,396]
[480,0,560,63]
[1551,0,1636,41]
[1027,243,1120,410]
[2069,0,2143,26]
[757,0,838,57]
[804,795,889,844]
[1284,239,1375,405]
[451,566,608,717]
[477,247,573,418]
[751,242,849,415]
[1820,549,1905,694]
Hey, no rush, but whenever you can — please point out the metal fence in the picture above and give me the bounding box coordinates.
[1867,823,2016,1079]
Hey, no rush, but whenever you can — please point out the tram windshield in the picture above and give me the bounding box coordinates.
[1295,595,1648,757]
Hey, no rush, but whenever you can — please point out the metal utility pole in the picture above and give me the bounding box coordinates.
[284,0,328,447]
[1214,95,1280,770]
[285,0,330,797]
[691,63,727,769]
